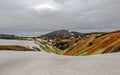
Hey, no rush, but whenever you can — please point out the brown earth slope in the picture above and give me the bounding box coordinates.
[0,45,35,51]
[64,31,120,56]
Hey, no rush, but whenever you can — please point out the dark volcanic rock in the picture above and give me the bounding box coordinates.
[38,30,71,39]
[0,34,18,39]
[38,30,85,39]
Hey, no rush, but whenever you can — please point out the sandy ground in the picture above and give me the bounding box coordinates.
[0,51,120,75]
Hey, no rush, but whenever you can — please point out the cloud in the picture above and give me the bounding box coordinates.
[0,0,120,36]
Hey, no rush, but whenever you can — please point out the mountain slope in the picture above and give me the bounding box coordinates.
[38,30,83,39]
[36,30,120,56]
[64,31,120,56]
[38,30,71,39]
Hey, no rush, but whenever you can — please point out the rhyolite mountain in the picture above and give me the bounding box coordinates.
[36,30,120,56]
[0,30,120,56]
[38,30,85,39]
[37,29,108,39]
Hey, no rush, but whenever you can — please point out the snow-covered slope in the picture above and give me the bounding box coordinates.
[0,51,120,75]
[0,39,39,49]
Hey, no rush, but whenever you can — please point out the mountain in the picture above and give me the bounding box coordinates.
[64,30,120,56]
[38,30,71,39]
[0,34,18,39]
[35,30,120,56]
[38,30,84,39]
[0,30,120,56]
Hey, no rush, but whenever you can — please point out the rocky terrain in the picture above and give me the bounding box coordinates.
[38,30,84,39]
[0,30,120,56]
[38,29,108,39]
[64,31,120,56]
[36,30,120,56]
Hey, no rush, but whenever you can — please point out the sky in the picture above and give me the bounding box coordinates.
[0,0,120,36]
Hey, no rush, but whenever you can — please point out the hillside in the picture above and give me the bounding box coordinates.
[35,30,120,56]
[64,31,120,56]
[38,30,84,39]
[0,39,40,51]
[0,30,120,56]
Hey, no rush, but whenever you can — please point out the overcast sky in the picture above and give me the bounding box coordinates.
[0,0,120,36]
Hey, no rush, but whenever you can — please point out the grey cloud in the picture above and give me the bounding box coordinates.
[0,0,120,36]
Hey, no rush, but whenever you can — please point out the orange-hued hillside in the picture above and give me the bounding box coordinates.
[63,31,120,56]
